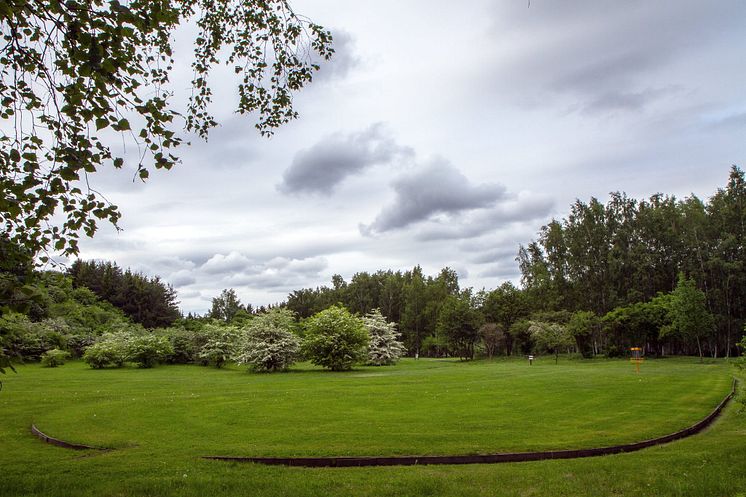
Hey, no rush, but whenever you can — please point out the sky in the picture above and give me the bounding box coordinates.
[71,0,746,314]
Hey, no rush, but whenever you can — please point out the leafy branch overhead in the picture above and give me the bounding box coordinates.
[0,0,333,259]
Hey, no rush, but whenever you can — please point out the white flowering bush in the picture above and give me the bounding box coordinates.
[234,309,299,372]
[125,334,174,368]
[364,309,406,366]
[198,332,236,368]
[83,333,129,368]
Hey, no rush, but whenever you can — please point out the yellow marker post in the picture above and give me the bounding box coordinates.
[630,347,644,374]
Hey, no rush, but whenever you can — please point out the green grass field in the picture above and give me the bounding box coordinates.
[1,357,744,497]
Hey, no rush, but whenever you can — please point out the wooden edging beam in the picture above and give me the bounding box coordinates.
[30,424,109,451]
[202,378,738,468]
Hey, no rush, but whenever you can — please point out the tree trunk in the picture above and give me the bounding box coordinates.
[696,336,703,363]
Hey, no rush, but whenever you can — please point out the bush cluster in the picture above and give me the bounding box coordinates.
[82,333,129,368]
[0,272,138,363]
[234,309,300,372]
[2,275,408,374]
[302,305,369,371]
[82,332,173,369]
[41,349,69,368]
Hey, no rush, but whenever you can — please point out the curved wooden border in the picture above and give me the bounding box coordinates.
[203,378,738,468]
[31,424,109,451]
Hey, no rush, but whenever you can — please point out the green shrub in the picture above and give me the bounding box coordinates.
[15,332,45,361]
[420,335,444,358]
[66,334,96,358]
[83,334,128,368]
[126,334,173,368]
[40,348,69,367]
[605,345,624,358]
[167,329,199,364]
[302,305,368,371]
[736,332,746,374]
[198,334,235,368]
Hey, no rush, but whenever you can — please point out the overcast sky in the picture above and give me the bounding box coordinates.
[71,0,746,314]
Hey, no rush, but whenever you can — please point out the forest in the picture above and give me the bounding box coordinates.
[1,167,744,369]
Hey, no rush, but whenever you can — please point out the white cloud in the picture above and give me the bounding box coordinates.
[201,252,253,275]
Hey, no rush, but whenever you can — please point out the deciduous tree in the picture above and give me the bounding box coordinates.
[479,322,503,359]
[234,308,299,372]
[302,305,368,371]
[566,311,599,358]
[529,321,573,364]
[436,294,481,361]
[363,309,405,366]
[1,0,332,259]
[209,288,242,323]
[663,274,715,361]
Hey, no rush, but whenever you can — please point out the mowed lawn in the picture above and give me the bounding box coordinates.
[0,357,743,497]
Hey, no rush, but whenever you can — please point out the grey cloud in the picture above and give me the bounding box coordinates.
[579,87,679,115]
[478,264,522,280]
[178,289,202,300]
[457,236,527,254]
[492,0,647,28]
[469,248,518,265]
[454,266,469,280]
[169,269,197,287]
[223,256,328,289]
[314,30,360,82]
[227,273,311,291]
[278,123,413,195]
[149,256,196,273]
[708,111,746,130]
[552,51,657,94]
[552,54,682,114]
[362,160,506,234]
[185,120,260,169]
[414,192,554,242]
[265,257,328,274]
[176,232,360,268]
[487,0,746,115]
[199,252,327,284]
[177,252,329,310]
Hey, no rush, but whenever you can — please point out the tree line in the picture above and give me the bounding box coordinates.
[0,269,406,373]
[517,166,745,358]
[2,168,745,367]
[272,166,745,360]
[68,260,180,329]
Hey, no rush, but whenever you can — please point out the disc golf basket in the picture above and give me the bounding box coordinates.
[630,347,644,374]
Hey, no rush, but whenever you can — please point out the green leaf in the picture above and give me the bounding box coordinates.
[114,118,131,131]
[59,168,79,181]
